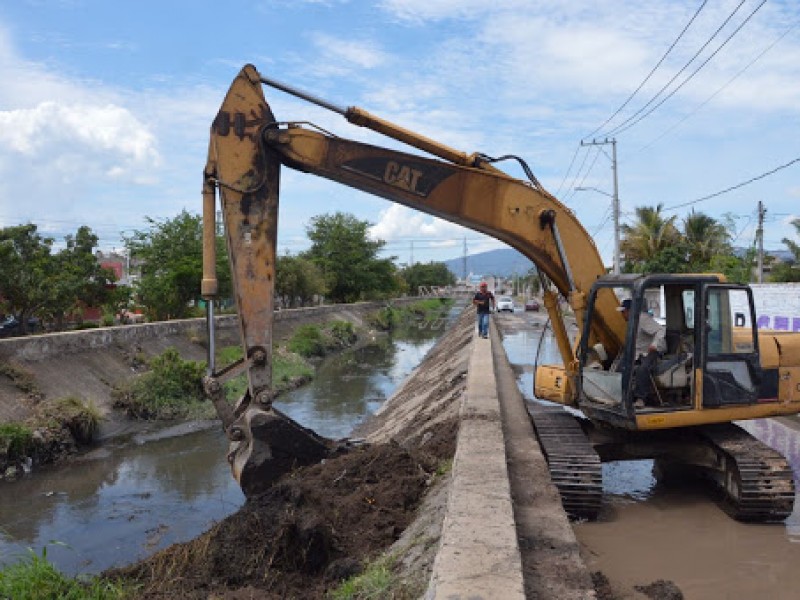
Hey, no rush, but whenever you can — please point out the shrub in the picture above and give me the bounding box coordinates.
[288,324,326,357]
[369,306,397,331]
[120,349,206,419]
[0,424,33,461]
[39,397,102,445]
[328,320,356,347]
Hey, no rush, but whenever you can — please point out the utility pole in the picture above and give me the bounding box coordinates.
[580,138,620,274]
[462,237,467,283]
[410,241,414,266]
[757,201,766,283]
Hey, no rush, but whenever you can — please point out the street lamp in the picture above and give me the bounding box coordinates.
[575,186,611,197]
[574,185,620,275]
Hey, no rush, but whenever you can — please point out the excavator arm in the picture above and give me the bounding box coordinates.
[202,64,625,495]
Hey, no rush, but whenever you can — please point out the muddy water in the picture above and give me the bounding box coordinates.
[497,311,800,600]
[0,319,447,577]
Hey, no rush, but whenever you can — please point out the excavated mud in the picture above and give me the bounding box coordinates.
[106,309,473,598]
[108,442,446,598]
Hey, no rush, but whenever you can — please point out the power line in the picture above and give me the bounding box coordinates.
[608,0,767,135]
[555,144,581,197]
[638,18,799,152]
[664,156,800,212]
[562,145,600,203]
[583,0,708,141]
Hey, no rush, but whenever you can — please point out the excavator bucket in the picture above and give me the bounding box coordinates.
[228,406,336,497]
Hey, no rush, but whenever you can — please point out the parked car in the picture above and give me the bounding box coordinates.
[0,315,39,336]
[496,296,514,312]
[524,299,540,312]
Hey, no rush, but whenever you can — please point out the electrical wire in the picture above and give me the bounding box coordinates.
[583,0,709,141]
[609,0,767,138]
[639,18,799,152]
[561,145,598,203]
[555,144,581,198]
[664,156,800,212]
[568,147,604,202]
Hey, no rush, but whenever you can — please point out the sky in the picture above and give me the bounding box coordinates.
[0,0,798,270]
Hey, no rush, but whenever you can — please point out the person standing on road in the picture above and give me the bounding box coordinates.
[473,282,495,339]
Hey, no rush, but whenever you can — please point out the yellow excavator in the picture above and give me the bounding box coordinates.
[201,64,800,521]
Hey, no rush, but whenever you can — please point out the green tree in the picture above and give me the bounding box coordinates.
[0,224,54,333]
[398,261,456,295]
[304,212,399,303]
[620,204,681,272]
[769,218,800,282]
[46,226,117,330]
[125,211,230,320]
[708,247,755,284]
[275,254,327,307]
[682,210,731,271]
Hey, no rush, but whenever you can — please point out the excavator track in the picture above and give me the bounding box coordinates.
[700,423,795,522]
[528,403,603,520]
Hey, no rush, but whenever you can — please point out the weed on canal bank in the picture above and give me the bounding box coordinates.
[0,546,131,599]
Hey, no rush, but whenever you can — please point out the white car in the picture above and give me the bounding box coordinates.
[496,296,514,312]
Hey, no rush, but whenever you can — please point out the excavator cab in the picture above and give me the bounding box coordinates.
[576,274,763,430]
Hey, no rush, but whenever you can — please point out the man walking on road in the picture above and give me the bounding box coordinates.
[473,282,495,339]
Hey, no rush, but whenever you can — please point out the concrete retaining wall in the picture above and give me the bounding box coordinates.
[0,299,417,363]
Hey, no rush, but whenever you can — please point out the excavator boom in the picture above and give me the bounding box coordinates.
[201,64,622,494]
[201,66,800,518]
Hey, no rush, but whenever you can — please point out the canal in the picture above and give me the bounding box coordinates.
[0,315,451,577]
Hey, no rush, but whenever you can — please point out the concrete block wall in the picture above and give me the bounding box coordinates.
[0,299,418,363]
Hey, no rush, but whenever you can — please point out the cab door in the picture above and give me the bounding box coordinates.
[576,283,638,427]
[700,284,761,407]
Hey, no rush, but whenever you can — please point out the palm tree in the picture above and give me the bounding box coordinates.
[783,218,800,260]
[620,204,681,269]
[682,209,731,270]
[769,218,800,282]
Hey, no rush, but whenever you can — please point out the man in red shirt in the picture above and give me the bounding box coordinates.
[472,282,495,339]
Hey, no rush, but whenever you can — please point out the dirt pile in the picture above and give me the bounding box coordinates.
[107,308,474,598]
[110,443,443,599]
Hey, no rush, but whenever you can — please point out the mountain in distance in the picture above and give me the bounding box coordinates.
[442,247,534,279]
[440,246,795,281]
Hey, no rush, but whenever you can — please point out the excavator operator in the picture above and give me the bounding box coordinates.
[618,298,667,408]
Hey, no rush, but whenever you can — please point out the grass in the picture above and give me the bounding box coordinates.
[288,321,357,358]
[288,324,327,357]
[329,553,422,600]
[407,298,452,317]
[435,458,453,477]
[221,345,314,401]
[0,423,33,460]
[0,361,38,394]
[37,396,103,445]
[329,559,394,600]
[117,348,207,419]
[0,546,132,599]
[368,299,453,331]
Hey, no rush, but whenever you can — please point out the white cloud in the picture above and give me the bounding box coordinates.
[369,204,464,241]
[310,33,388,69]
[0,102,159,170]
[379,0,502,23]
